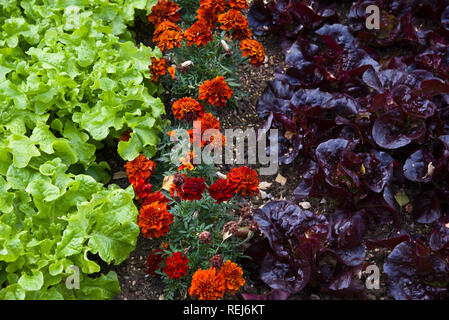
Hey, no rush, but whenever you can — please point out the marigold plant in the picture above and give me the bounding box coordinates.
[138,201,174,238]
[219,260,245,294]
[172,97,204,121]
[240,39,265,67]
[163,252,190,279]
[198,76,233,107]
[189,267,226,300]
[226,166,259,197]
[147,0,180,26]
[124,154,156,188]
[208,179,235,203]
[184,20,214,47]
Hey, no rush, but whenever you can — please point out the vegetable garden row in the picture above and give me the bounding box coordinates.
[2,0,449,300]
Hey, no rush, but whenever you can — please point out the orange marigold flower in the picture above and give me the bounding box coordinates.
[196,7,218,27]
[184,20,214,47]
[231,25,252,40]
[198,76,233,107]
[182,176,206,201]
[219,260,245,294]
[140,190,170,206]
[218,9,248,31]
[168,65,176,79]
[228,0,248,10]
[149,57,167,82]
[153,20,182,38]
[189,267,226,300]
[138,201,174,238]
[226,166,259,197]
[153,21,183,52]
[195,112,225,147]
[200,0,227,13]
[147,0,180,26]
[172,97,204,121]
[240,39,265,67]
[119,129,132,142]
[163,252,190,279]
[124,154,156,188]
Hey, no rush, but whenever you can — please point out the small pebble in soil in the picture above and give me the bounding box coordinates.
[310,294,320,300]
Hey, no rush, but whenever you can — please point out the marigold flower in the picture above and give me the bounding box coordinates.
[168,65,176,79]
[182,176,207,201]
[146,249,165,276]
[138,201,174,238]
[119,129,132,142]
[218,9,248,31]
[226,166,259,197]
[163,252,190,279]
[228,0,248,10]
[184,20,214,47]
[231,25,252,40]
[219,260,245,294]
[140,190,170,206]
[147,0,180,26]
[153,21,183,52]
[198,76,233,107]
[189,267,226,300]
[200,0,227,13]
[240,39,265,67]
[134,182,154,200]
[172,97,204,121]
[208,179,235,203]
[178,151,196,171]
[124,154,156,188]
[196,7,218,27]
[149,57,167,82]
[170,173,187,199]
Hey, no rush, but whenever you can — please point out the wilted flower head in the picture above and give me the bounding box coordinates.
[199,231,212,244]
[189,267,226,300]
[210,254,224,269]
[240,39,265,67]
[198,76,233,107]
[223,221,239,235]
[147,0,180,26]
[226,166,259,197]
[184,20,214,47]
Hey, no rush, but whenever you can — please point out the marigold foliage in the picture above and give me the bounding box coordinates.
[163,252,190,279]
[198,76,233,107]
[226,166,259,197]
[147,0,180,26]
[240,39,265,67]
[138,201,174,238]
[189,267,226,300]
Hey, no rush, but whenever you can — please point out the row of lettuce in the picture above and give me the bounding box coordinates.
[0,0,165,299]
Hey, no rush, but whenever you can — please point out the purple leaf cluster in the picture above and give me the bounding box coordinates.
[248,0,449,299]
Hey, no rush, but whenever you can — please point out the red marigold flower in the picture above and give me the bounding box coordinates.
[147,0,180,26]
[240,39,265,67]
[228,0,248,10]
[124,154,156,188]
[168,65,176,79]
[208,179,235,203]
[172,97,204,121]
[184,20,214,47]
[219,260,245,294]
[138,201,174,238]
[140,190,170,206]
[153,21,183,52]
[149,57,167,82]
[146,249,165,276]
[182,176,207,201]
[134,181,154,200]
[226,166,259,197]
[231,25,252,40]
[189,267,226,300]
[198,76,233,107]
[163,252,190,279]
